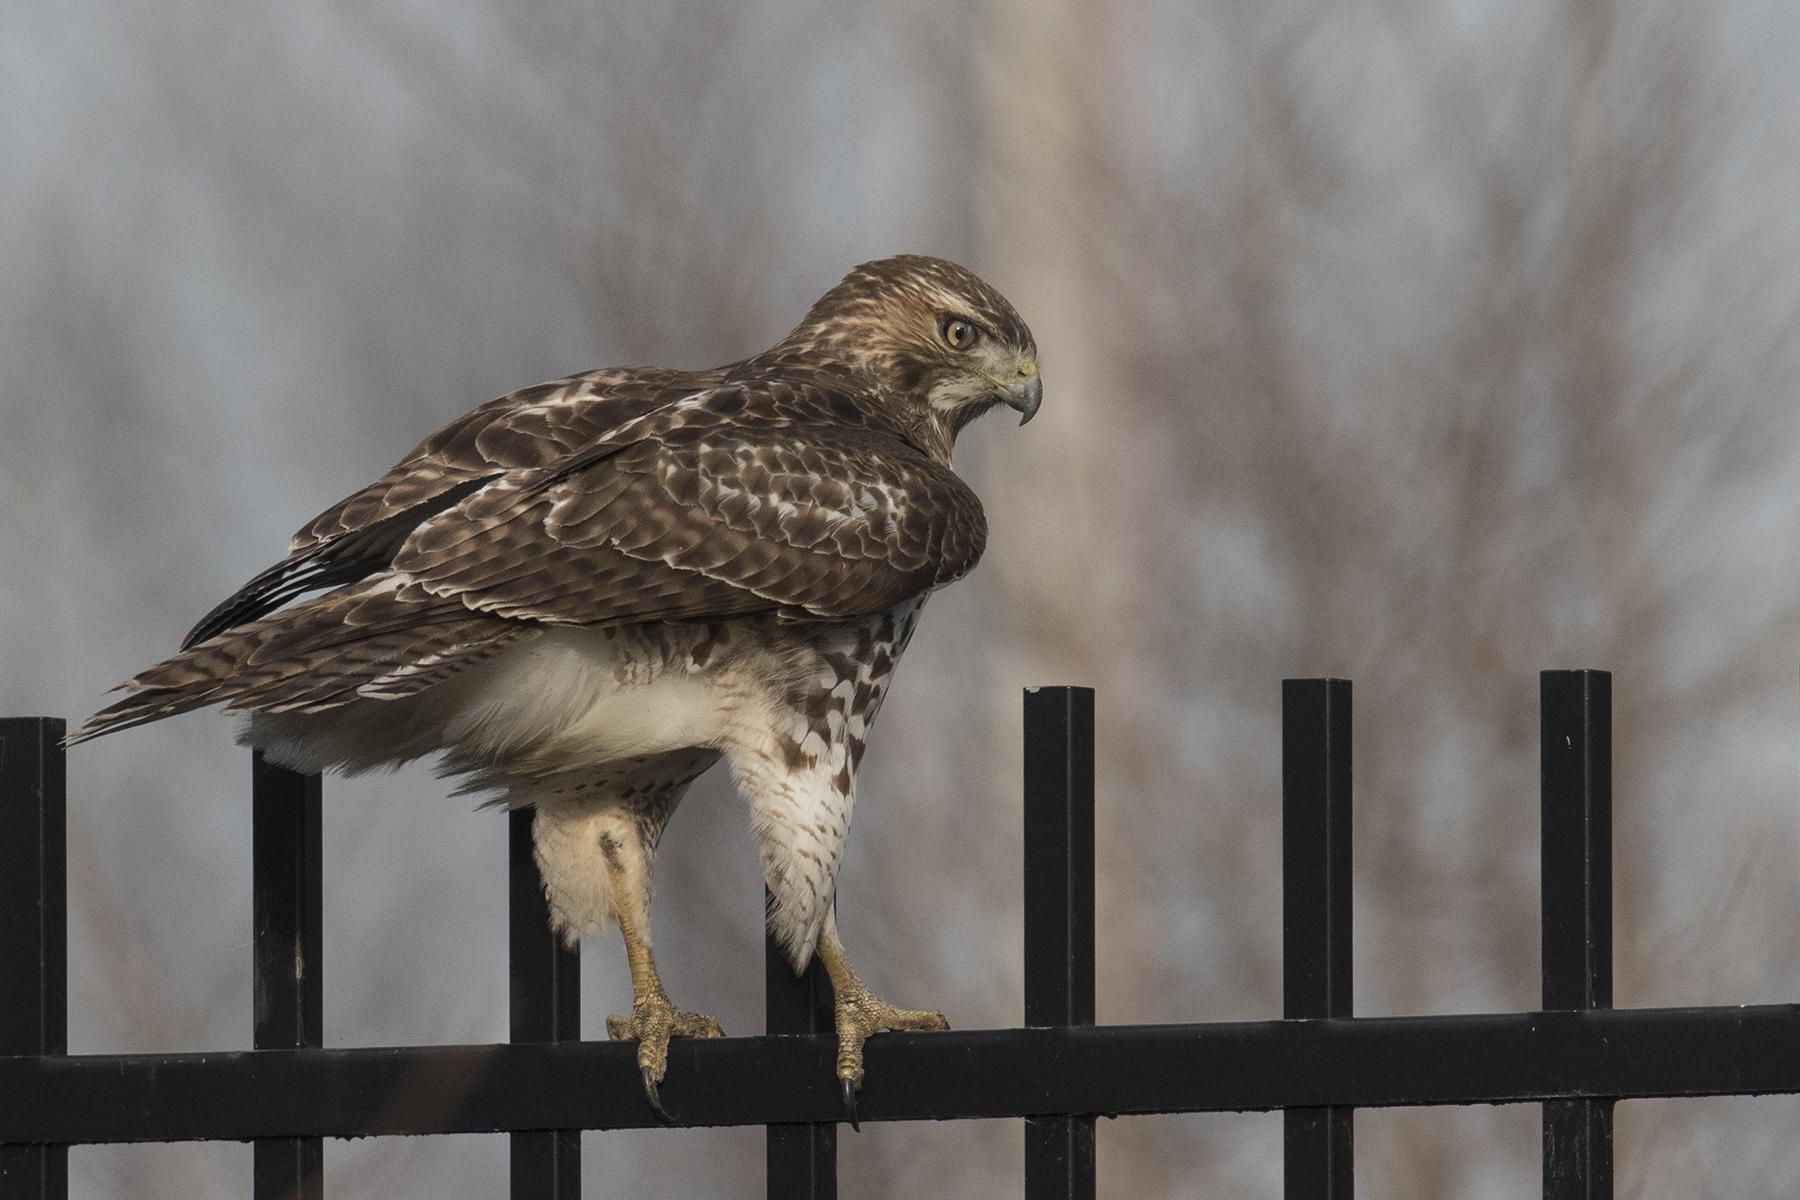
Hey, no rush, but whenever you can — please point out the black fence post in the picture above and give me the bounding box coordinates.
[1281,680,1354,1200]
[510,808,582,1199]
[766,893,836,1200]
[1540,671,1614,1199]
[1023,686,1096,1200]
[252,753,324,1200]
[0,719,68,1200]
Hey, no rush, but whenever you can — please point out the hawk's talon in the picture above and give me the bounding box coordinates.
[642,1067,672,1123]
[829,978,949,1127]
[841,1077,861,1132]
[606,990,723,1122]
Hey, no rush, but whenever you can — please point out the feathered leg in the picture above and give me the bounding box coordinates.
[814,907,948,1129]
[596,821,724,1119]
[530,755,722,1120]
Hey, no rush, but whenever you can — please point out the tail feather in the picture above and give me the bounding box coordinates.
[70,581,527,745]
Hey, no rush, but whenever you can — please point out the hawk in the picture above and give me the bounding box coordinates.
[73,254,1041,1121]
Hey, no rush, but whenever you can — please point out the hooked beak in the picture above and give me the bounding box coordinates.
[1003,357,1042,425]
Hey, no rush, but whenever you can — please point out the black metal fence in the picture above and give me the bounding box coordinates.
[3,674,1799,1199]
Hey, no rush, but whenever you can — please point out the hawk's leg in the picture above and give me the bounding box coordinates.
[596,826,723,1120]
[814,909,949,1129]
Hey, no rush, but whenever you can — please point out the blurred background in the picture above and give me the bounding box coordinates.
[7,0,1800,1195]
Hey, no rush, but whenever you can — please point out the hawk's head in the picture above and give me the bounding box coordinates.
[786,255,1041,445]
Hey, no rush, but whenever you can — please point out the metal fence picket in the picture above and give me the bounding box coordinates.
[252,752,324,1200]
[765,907,837,1199]
[0,719,67,1200]
[1023,687,1097,1200]
[1282,680,1353,1200]
[1540,671,1615,1199]
[510,808,582,1199]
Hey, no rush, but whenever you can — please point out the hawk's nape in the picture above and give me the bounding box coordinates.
[75,254,1040,1122]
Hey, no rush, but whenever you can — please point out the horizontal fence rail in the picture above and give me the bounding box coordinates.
[4,674,1799,1200]
[8,1004,1800,1142]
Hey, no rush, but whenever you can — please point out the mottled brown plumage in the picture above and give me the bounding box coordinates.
[73,253,1041,1117]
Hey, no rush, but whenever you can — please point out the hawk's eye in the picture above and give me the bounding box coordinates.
[940,317,979,351]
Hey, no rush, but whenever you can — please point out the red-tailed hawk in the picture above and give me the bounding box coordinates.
[73,254,1040,1121]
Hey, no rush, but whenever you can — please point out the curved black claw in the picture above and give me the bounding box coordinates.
[840,1078,861,1132]
[642,1067,673,1123]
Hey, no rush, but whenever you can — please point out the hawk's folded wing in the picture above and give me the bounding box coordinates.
[75,371,984,741]
[394,417,988,625]
[181,368,706,647]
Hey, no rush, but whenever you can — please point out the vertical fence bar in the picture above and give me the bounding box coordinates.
[510,808,582,1199]
[252,752,323,1200]
[1281,680,1353,1200]
[0,719,68,1200]
[1023,686,1096,1200]
[766,893,836,1200]
[1540,670,1614,1199]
